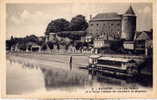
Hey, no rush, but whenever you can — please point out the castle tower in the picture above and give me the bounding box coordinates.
[121,5,136,40]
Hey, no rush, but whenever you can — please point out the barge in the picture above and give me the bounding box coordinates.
[88,55,144,76]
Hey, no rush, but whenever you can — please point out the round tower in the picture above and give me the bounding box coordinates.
[121,6,136,40]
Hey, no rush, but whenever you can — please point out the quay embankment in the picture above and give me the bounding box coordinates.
[6,52,89,69]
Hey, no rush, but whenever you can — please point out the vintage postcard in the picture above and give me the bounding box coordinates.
[0,0,157,98]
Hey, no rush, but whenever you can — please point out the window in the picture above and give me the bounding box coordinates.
[97,24,99,26]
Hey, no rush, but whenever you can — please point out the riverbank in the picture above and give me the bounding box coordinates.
[7,53,89,70]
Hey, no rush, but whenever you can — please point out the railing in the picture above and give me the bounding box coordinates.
[6,51,93,56]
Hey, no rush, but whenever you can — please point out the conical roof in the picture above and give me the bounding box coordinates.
[125,6,135,15]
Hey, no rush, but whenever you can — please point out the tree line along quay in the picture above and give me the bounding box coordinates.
[6,14,89,53]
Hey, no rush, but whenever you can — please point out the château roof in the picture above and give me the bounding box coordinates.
[124,5,136,16]
[91,12,122,21]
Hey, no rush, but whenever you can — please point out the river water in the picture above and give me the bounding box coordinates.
[6,56,152,94]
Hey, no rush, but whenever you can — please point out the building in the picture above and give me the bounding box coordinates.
[94,39,110,48]
[121,6,136,40]
[88,6,136,41]
[123,41,134,50]
[31,44,41,52]
[93,39,111,54]
[123,30,153,55]
[26,42,41,52]
[81,34,93,43]
[45,32,57,43]
[123,41,145,50]
[134,31,152,41]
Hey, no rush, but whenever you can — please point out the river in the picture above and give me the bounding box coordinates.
[6,54,152,95]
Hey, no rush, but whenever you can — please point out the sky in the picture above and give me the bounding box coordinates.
[6,3,152,39]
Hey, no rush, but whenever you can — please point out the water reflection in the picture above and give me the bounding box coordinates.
[40,68,92,90]
[88,70,152,88]
[6,59,45,94]
[7,57,152,92]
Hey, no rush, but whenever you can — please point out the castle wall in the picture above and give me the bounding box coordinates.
[88,20,121,40]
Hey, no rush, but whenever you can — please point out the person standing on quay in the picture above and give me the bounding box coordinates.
[69,56,72,71]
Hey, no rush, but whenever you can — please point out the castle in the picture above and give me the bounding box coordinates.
[6,5,152,55]
[88,5,152,55]
[88,5,136,41]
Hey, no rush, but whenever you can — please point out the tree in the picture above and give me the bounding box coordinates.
[45,18,70,35]
[25,35,39,43]
[69,15,88,31]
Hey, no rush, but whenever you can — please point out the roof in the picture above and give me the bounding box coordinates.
[134,31,152,40]
[134,32,141,40]
[144,31,153,39]
[98,56,133,63]
[91,12,122,21]
[124,6,136,16]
